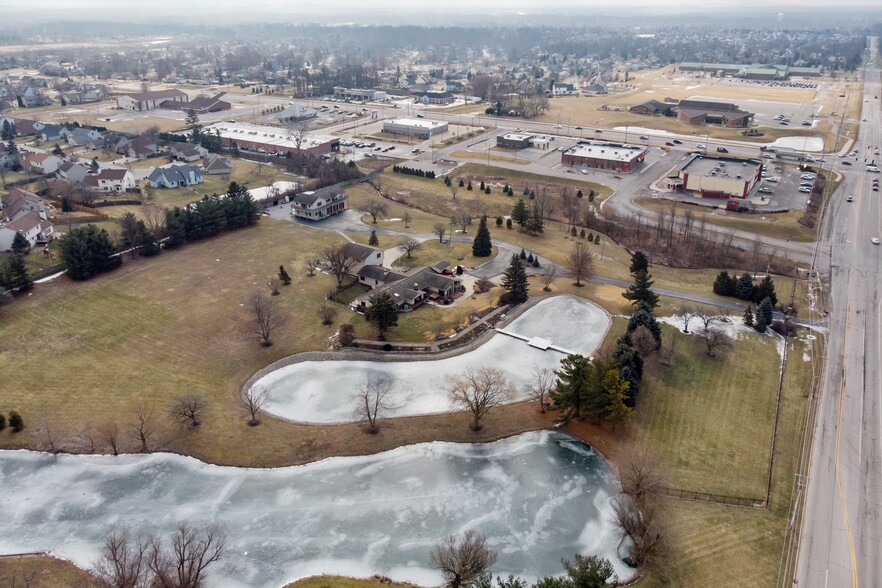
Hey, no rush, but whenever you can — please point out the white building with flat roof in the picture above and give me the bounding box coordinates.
[561,141,647,173]
[383,118,448,139]
[203,122,339,156]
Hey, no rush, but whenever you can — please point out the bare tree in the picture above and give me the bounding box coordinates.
[359,199,388,224]
[147,523,225,588]
[132,401,158,452]
[99,422,122,456]
[526,367,554,413]
[566,242,594,287]
[319,303,337,325]
[169,394,208,428]
[37,413,60,453]
[432,223,448,243]
[449,181,459,201]
[450,213,471,234]
[304,258,321,277]
[240,385,268,426]
[354,376,394,433]
[541,263,558,292]
[701,327,732,358]
[611,494,666,568]
[142,204,166,239]
[679,306,697,333]
[403,210,412,228]
[696,309,719,332]
[249,291,282,346]
[447,367,515,431]
[267,276,282,296]
[430,530,498,588]
[92,528,150,588]
[322,245,357,287]
[620,447,664,507]
[398,238,422,259]
[630,325,659,358]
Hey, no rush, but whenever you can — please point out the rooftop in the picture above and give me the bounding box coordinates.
[204,122,335,150]
[386,118,447,130]
[564,141,646,162]
[681,155,762,178]
[501,132,534,142]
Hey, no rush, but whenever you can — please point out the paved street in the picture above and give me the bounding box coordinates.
[795,36,882,588]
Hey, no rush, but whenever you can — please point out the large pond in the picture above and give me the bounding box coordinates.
[0,431,631,586]
[255,295,610,423]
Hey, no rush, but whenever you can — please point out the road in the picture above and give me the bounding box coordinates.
[795,37,882,588]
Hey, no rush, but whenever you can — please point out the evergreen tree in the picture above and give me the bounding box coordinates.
[753,275,778,306]
[759,296,774,326]
[550,354,592,423]
[1,253,32,291]
[506,218,512,229]
[458,177,465,187]
[164,208,186,248]
[59,224,121,280]
[0,414,5,430]
[744,306,754,327]
[501,254,529,304]
[526,204,544,235]
[223,181,260,229]
[604,369,633,430]
[511,199,529,227]
[622,269,660,311]
[472,216,493,257]
[368,230,379,247]
[11,232,30,254]
[594,234,600,244]
[713,271,736,296]
[8,410,23,432]
[754,311,768,334]
[89,158,99,173]
[278,265,292,285]
[136,221,160,257]
[580,229,586,239]
[532,257,540,268]
[577,189,583,198]
[571,227,577,236]
[735,272,755,301]
[629,251,649,274]
[519,248,527,260]
[495,216,503,227]
[484,186,491,194]
[467,181,473,190]
[1,120,12,141]
[480,180,485,190]
[365,292,399,338]
[627,308,661,347]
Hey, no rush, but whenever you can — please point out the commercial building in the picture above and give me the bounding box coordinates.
[678,154,763,199]
[382,118,448,139]
[675,100,753,128]
[678,62,822,79]
[561,141,647,173]
[333,87,387,102]
[410,90,455,105]
[116,89,188,111]
[203,122,339,156]
[630,99,677,117]
[160,92,231,114]
[497,133,534,150]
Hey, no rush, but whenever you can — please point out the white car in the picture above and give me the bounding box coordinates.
[873,237,880,245]
[766,177,780,183]
[801,174,815,180]
[696,143,706,149]
[847,195,854,202]
[798,187,812,193]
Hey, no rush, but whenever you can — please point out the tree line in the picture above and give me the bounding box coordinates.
[393,165,437,179]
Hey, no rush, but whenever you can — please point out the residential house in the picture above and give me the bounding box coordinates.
[203,154,231,175]
[289,189,347,221]
[146,164,204,188]
[342,243,384,274]
[66,127,103,147]
[83,168,136,193]
[169,142,208,162]
[125,136,160,159]
[17,86,52,107]
[356,265,407,289]
[552,83,578,96]
[0,142,12,169]
[116,89,188,111]
[40,124,70,142]
[10,119,44,136]
[0,212,54,251]
[56,161,89,183]
[2,187,51,221]
[353,264,463,313]
[19,152,63,175]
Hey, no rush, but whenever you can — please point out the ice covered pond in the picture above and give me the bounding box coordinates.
[255,295,610,423]
[0,431,632,586]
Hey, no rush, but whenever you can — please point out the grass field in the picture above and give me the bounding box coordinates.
[285,576,415,588]
[0,554,99,587]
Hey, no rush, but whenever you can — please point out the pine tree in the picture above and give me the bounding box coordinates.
[594,235,600,244]
[629,251,649,274]
[2,253,32,291]
[604,369,633,431]
[627,308,662,347]
[11,232,30,254]
[368,230,379,247]
[576,189,583,198]
[550,354,592,423]
[278,265,292,285]
[365,292,399,338]
[501,254,529,304]
[480,180,485,190]
[526,204,544,235]
[472,216,493,257]
[519,248,527,260]
[622,269,660,311]
[506,218,512,229]
[713,271,736,296]
[753,275,778,306]
[0,414,5,430]
[467,181,473,190]
[532,257,540,268]
[580,229,586,239]
[759,296,774,326]
[735,272,755,301]
[754,311,768,333]
[495,216,503,227]
[571,226,577,236]
[511,199,529,227]
[8,410,23,432]
[1,120,11,141]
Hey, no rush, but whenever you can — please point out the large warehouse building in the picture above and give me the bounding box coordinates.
[383,118,448,139]
[677,154,763,199]
[561,141,647,173]
[203,122,339,156]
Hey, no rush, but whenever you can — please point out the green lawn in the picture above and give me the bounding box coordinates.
[140,159,279,209]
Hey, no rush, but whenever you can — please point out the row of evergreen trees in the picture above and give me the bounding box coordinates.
[713,271,778,305]
[164,182,261,246]
[392,165,436,179]
[549,253,660,427]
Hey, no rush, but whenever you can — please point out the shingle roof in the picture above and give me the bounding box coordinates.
[97,168,130,180]
[123,89,187,102]
[3,211,43,233]
[342,242,382,261]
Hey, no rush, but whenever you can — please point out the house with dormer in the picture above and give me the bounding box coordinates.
[289,189,347,221]
[146,164,204,188]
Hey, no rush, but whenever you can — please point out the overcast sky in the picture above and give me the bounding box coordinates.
[3,0,881,25]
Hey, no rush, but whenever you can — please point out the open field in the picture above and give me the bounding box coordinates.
[0,554,99,587]
[634,197,816,242]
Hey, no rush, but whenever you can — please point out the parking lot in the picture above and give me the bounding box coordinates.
[748,161,815,210]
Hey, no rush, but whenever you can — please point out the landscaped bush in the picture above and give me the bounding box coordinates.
[392,165,436,179]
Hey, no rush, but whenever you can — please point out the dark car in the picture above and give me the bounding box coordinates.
[672,139,682,145]
[716,147,729,153]
[842,161,852,166]
[665,142,675,147]
[639,135,649,141]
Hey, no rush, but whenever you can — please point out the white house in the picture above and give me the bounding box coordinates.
[552,83,578,97]
[0,212,53,251]
[83,168,136,193]
[289,190,347,221]
[19,152,63,175]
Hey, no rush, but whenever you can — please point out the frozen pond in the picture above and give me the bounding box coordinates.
[255,296,610,423]
[0,431,631,586]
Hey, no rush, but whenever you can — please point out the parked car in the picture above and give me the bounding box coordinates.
[798,187,812,193]
[766,177,780,183]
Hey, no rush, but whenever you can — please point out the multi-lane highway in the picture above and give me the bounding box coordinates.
[795,37,882,588]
